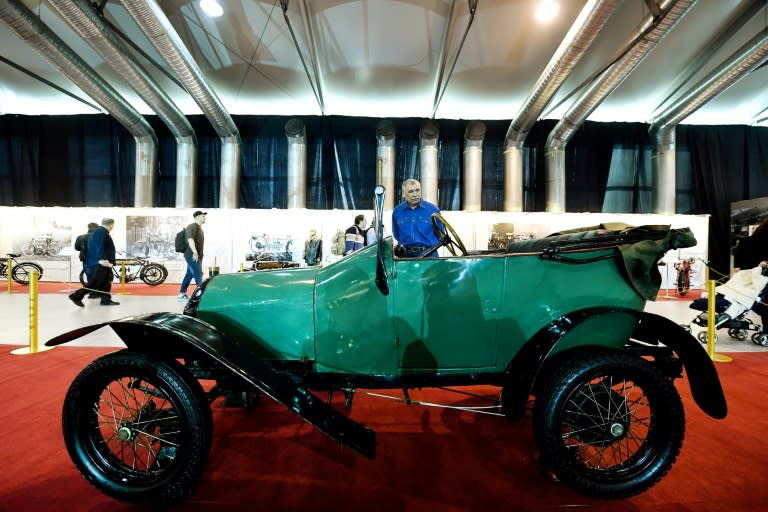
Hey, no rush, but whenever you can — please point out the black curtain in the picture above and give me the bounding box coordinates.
[2,113,768,273]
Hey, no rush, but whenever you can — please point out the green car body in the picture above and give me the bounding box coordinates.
[195,238,643,376]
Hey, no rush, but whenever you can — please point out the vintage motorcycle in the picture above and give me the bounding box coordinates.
[21,233,61,257]
[0,253,44,284]
[78,257,168,286]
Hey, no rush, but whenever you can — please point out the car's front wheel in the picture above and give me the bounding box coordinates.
[62,351,212,504]
[533,350,684,499]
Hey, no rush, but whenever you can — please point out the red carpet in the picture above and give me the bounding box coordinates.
[7,282,704,302]
[0,346,766,511]
[3,281,179,296]
[656,288,703,301]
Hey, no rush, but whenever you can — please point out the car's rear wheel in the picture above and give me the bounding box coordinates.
[62,351,212,504]
[533,350,684,499]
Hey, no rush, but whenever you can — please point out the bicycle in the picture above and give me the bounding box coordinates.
[0,254,44,285]
[79,257,168,286]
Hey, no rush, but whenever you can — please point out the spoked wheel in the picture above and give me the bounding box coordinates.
[533,350,684,499]
[423,213,468,257]
[140,263,168,285]
[21,242,35,256]
[62,351,213,504]
[46,240,62,256]
[12,262,44,285]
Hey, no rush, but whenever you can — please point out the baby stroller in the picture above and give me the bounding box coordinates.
[686,266,768,346]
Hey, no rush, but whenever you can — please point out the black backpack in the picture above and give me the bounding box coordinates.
[174,228,187,253]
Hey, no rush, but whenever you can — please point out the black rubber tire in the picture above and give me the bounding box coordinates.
[11,262,44,284]
[62,351,212,504]
[140,263,168,286]
[533,350,685,499]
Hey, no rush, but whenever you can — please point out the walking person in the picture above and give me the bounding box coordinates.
[68,218,119,307]
[74,222,100,299]
[392,178,442,257]
[74,222,98,271]
[178,211,206,300]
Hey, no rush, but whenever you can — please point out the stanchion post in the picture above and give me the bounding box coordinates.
[6,258,11,294]
[120,261,126,295]
[706,276,732,363]
[11,269,53,355]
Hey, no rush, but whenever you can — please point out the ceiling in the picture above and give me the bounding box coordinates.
[1,0,767,127]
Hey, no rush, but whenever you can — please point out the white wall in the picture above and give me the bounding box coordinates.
[0,206,709,286]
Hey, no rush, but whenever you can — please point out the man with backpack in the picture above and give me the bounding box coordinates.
[344,214,366,255]
[178,211,206,300]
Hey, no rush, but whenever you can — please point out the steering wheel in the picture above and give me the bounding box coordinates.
[421,213,468,257]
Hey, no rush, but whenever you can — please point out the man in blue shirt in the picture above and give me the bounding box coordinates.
[392,179,442,258]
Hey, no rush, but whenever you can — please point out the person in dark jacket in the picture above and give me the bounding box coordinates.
[68,218,119,307]
[74,222,100,299]
[74,222,98,270]
[344,214,366,255]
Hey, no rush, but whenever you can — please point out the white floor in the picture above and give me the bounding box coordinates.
[0,286,766,353]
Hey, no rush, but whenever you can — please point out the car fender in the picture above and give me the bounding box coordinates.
[502,307,727,420]
[46,312,376,458]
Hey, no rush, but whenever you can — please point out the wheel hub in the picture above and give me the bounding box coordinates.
[609,422,625,438]
[116,425,135,442]
[569,385,630,446]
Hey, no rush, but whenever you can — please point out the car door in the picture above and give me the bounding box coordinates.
[393,256,503,373]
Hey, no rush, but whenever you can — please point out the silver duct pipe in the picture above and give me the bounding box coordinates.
[545,0,696,213]
[419,120,440,206]
[463,121,485,212]
[285,118,307,209]
[48,0,198,208]
[503,0,622,212]
[376,120,396,210]
[650,27,768,214]
[120,0,242,208]
[0,0,158,207]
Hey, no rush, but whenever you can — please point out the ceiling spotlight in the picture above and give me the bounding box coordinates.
[200,0,223,17]
[535,0,560,22]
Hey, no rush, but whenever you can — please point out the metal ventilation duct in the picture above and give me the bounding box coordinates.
[503,0,623,212]
[650,27,768,214]
[0,0,158,208]
[48,0,198,208]
[285,118,307,209]
[463,121,486,212]
[545,0,696,213]
[419,120,440,206]
[376,120,396,210]
[120,0,242,209]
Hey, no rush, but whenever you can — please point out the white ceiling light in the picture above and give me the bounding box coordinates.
[535,0,560,22]
[199,0,223,17]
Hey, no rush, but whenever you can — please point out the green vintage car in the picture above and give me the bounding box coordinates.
[47,206,727,504]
